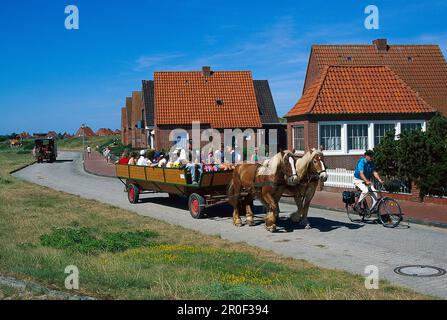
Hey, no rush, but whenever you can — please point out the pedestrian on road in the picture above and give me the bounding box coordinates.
[86,145,92,159]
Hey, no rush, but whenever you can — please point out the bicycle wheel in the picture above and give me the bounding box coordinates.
[346,204,362,223]
[378,198,402,228]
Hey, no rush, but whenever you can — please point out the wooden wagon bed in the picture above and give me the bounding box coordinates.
[115,164,234,218]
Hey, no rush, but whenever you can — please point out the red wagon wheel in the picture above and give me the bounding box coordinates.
[188,193,205,219]
[127,184,140,204]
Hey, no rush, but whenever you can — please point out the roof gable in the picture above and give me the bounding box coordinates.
[154,70,262,128]
[304,43,447,114]
[253,80,280,124]
[287,65,434,117]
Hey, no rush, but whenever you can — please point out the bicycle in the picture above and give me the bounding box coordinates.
[343,183,403,228]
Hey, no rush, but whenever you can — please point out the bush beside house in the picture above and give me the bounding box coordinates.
[374,113,447,201]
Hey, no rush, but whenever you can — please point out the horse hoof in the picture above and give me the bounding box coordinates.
[246,220,255,227]
[304,224,312,230]
[265,224,277,233]
[234,221,243,227]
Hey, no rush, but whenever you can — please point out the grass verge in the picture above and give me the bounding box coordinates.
[0,150,430,299]
[57,136,120,151]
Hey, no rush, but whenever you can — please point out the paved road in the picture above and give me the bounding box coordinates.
[13,152,447,298]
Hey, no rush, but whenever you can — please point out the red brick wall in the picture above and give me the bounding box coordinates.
[130,91,148,149]
[155,125,278,152]
[121,107,128,146]
[287,119,318,152]
[155,125,212,151]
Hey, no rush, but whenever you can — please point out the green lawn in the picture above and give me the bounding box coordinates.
[0,150,430,300]
[57,136,121,151]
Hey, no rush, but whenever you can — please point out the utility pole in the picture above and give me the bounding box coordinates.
[81,123,85,163]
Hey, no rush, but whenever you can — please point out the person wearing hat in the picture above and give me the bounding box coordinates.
[157,153,167,167]
[137,150,148,166]
[353,150,384,209]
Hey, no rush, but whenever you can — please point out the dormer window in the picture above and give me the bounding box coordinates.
[216,99,224,106]
[407,56,413,62]
[346,56,353,62]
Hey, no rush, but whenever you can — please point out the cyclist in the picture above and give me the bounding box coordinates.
[353,150,384,211]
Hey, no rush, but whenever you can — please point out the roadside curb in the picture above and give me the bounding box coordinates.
[0,275,95,300]
[280,197,447,230]
[9,161,37,175]
[82,161,116,179]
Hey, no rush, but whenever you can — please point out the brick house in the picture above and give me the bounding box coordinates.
[122,67,285,151]
[285,39,445,169]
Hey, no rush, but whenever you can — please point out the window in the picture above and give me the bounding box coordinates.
[401,123,422,133]
[347,124,368,151]
[320,125,342,151]
[293,126,304,151]
[374,123,395,146]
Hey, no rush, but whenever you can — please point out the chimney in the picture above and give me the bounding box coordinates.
[202,66,212,77]
[373,38,388,51]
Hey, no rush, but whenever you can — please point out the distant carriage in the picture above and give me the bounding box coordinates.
[34,138,58,163]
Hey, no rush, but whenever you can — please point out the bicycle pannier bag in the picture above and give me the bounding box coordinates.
[342,191,355,204]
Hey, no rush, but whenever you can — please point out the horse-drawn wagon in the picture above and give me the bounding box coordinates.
[115,164,234,219]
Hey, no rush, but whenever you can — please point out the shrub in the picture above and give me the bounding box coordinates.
[374,113,447,200]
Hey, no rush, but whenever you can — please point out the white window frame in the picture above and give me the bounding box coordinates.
[400,121,425,134]
[318,120,426,156]
[292,125,305,153]
[318,122,344,155]
[373,121,397,146]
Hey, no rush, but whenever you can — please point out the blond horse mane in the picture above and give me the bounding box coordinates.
[295,148,323,181]
[257,152,284,176]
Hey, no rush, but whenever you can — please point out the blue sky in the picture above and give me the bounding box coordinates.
[0,0,446,134]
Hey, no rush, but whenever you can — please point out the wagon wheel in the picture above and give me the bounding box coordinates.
[188,193,205,219]
[127,184,140,204]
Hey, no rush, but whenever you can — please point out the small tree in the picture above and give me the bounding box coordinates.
[397,130,429,200]
[374,113,447,200]
[373,130,398,178]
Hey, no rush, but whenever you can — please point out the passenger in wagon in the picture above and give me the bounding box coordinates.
[157,153,167,167]
[116,149,130,165]
[127,152,138,165]
[136,150,148,166]
[179,142,203,184]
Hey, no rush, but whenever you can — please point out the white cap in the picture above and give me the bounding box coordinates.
[140,150,146,156]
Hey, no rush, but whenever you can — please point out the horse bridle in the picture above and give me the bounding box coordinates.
[307,157,327,182]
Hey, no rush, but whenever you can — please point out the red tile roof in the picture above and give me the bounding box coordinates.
[96,128,116,136]
[305,44,447,114]
[75,126,96,137]
[286,66,434,117]
[154,71,262,128]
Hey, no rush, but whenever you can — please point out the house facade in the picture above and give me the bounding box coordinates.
[122,67,286,152]
[286,39,446,169]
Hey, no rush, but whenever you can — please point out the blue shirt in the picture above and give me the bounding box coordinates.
[354,157,375,180]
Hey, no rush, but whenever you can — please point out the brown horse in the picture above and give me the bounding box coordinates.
[227,150,298,232]
[283,149,328,229]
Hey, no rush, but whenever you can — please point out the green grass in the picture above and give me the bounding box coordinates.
[40,227,158,254]
[57,136,120,151]
[0,150,431,300]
